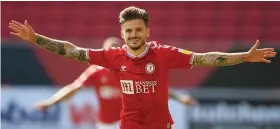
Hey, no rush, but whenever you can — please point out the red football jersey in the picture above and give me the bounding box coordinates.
[87,41,194,129]
[73,65,122,123]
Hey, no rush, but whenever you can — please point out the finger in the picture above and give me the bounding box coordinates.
[25,20,34,32]
[10,32,21,38]
[265,53,276,58]
[9,25,20,32]
[262,59,271,63]
[265,51,277,55]
[250,40,260,51]
[262,48,275,52]
[11,20,26,28]
[9,22,22,30]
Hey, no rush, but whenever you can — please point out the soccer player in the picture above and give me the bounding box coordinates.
[34,37,196,129]
[9,6,276,129]
[36,37,123,129]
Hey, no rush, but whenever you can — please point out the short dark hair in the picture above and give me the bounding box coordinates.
[119,6,150,27]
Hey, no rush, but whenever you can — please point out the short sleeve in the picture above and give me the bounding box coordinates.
[161,45,195,69]
[81,73,96,88]
[87,48,116,68]
[72,65,99,88]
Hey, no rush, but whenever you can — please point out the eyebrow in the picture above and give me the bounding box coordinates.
[125,29,132,31]
[125,27,143,30]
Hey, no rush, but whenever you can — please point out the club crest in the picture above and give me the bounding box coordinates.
[145,63,155,74]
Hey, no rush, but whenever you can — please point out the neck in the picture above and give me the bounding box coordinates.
[127,44,147,56]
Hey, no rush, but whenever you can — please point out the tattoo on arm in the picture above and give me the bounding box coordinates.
[193,52,248,66]
[35,34,88,61]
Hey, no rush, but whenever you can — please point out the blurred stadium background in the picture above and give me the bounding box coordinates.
[1,1,280,129]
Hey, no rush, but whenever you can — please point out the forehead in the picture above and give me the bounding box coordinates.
[121,19,146,30]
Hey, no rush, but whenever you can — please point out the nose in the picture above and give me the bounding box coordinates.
[131,30,137,37]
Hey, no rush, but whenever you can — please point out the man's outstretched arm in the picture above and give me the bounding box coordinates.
[9,20,88,61]
[35,34,88,61]
[192,40,276,67]
[168,89,197,106]
[192,52,247,66]
[35,65,98,110]
[35,83,82,111]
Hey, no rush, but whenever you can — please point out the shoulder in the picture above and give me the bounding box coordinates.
[96,65,105,70]
[102,47,126,57]
[105,47,124,53]
[86,65,113,77]
[86,65,103,73]
[97,66,111,72]
[147,41,163,49]
[91,65,113,72]
[147,41,177,52]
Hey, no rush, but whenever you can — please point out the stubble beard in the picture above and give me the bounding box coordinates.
[128,40,146,51]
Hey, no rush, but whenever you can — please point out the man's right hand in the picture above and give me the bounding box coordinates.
[35,100,54,111]
[180,98,199,106]
[9,20,37,43]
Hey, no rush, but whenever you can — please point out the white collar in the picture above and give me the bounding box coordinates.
[125,43,149,59]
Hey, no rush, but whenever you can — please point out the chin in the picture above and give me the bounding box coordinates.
[130,46,141,50]
[127,42,145,50]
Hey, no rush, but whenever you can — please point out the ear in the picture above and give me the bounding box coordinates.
[146,28,150,38]
[121,30,125,39]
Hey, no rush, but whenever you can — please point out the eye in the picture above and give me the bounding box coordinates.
[125,29,132,33]
[136,28,143,32]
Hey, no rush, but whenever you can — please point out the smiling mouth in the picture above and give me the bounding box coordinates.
[129,39,140,43]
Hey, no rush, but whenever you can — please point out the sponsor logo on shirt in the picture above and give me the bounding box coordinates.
[120,80,157,94]
[178,49,192,55]
[100,86,120,99]
[100,75,108,84]
[120,80,134,94]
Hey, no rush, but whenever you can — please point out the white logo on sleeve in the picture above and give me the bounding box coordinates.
[120,80,134,94]
[120,65,127,72]
[145,63,155,74]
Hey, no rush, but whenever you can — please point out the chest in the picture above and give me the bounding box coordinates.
[94,71,121,98]
[113,56,164,80]
[94,70,118,87]
[111,54,168,95]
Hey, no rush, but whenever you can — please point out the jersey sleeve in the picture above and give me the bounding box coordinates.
[87,48,116,68]
[72,65,99,88]
[161,45,195,69]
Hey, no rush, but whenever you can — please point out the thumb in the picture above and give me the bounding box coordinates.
[25,20,35,32]
[249,40,260,52]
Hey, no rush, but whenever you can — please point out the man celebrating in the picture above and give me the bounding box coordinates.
[34,37,196,129]
[9,6,276,129]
